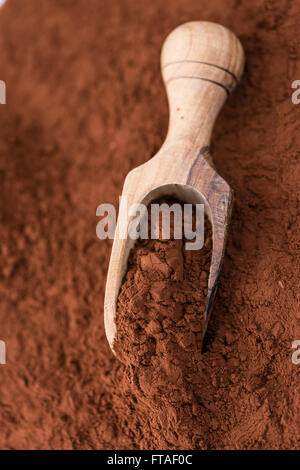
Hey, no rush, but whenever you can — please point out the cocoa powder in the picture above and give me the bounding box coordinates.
[0,0,299,450]
[114,201,213,449]
[115,200,212,362]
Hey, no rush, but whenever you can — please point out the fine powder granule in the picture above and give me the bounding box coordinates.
[0,0,299,450]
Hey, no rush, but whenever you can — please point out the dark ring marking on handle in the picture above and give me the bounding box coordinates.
[162,60,238,82]
[166,76,231,96]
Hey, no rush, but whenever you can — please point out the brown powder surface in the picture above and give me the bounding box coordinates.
[115,201,212,365]
[114,202,213,449]
[0,0,299,450]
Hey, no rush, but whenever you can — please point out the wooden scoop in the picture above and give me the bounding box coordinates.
[104,21,244,353]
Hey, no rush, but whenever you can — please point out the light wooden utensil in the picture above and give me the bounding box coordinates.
[104,21,245,354]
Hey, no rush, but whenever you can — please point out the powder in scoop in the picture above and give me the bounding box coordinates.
[114,200,213,447]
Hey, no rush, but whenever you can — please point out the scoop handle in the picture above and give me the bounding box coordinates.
[161,21,245,153]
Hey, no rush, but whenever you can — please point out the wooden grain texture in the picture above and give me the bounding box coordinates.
[104,21,245,352]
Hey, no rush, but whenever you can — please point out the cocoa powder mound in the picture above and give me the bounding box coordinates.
[115,201,212,364]
[114,202,213,449]
[0,0,299,450]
